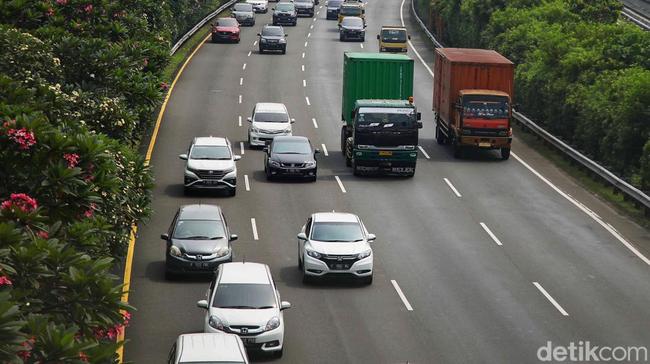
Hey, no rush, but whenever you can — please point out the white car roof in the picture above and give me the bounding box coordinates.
[312,212,359,223]
[255,102,287,113]
[178,333,246,363]
[194,136,228,147]
[220,262,271,284]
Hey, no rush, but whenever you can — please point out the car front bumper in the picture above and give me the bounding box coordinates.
[212,32,239,42]
[273,15,297,24]
[205,323,284,352]
[259,41,286,50]
[295,7,314,15]
[268,164,316,178]
[184,170,236,189]
[341,30,365,40]
[166,252,232,274]
[304,254,373,278]
[250,4,267,12]
[249,130,291,146]
[235,16,255,25]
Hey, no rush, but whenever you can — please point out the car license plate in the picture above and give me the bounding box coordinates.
[378,151,393,156]
[478,142,491,148]
[204,180,218,185]
[242,337,255,344]
[288,169,300,173]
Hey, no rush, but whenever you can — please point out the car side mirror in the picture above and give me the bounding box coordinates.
[257,33,261,36]
[297,232,308,240]
[233,155,242,161]
[197,300,209,309]
[247,117,253,123]
[263,146,269,153]
[280,301,292,311]
[161,233,169,240]
[367,233,376,242]
[272,7,275,10]
[314,148,321,155]
[285,34,289,37]
[179,154,188,160]
[230,234,238,241]
[408,35,411,40]
[351,110,356,118]
[376,34,380,40]
[417,112,422,121]
[417,121,423,129]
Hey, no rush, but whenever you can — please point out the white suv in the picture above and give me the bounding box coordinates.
[179,137,241,196]
[168,333,249,363]
[197,262,291,358]
[247,103,294,147]
[297,212,375,284]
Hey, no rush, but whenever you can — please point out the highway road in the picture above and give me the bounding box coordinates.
[125,0,650,362]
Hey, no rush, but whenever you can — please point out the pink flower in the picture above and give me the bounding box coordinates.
[79,352,89,362]
[122,311,131,326]
[37,231,49,239]
[46,7,55,16]
[7,128,36,150]
[84,4,93,13]
[159,82,169,91]
[83,202,97,218]
[56,0,68,5]
[1,193,38,213]
[63,153,80,168]
[2,119,16,129]
[0,276,12,286]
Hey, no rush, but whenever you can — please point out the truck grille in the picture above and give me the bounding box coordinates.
[463,128,507,137]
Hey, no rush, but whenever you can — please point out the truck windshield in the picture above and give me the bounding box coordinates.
[381,29,406,42]
[463,97,509,119]
[356,107,416,128]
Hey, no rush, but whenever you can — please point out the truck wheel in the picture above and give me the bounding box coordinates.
[436,124,446,145]
[352,160,361,176]
[500,147,511,160]
[453,141,463,159]
[345,154,352,167]
[340,126,348,153]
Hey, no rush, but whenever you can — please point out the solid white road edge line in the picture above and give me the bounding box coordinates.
[240,141,245,155]
[391,280,414,311]
[399,0,434,77]
[479,222,503,246]
[251,218,259,240]
[244,174,250,191]
[305,96,311,106]
[399,0,647,265]
[533,282,569,316]
[321,144,328,156]
[334,176,347,193]
[417,145,430,159]
[312,118,318,128]
[443,178,462,198]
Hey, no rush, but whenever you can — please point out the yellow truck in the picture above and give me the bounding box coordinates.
[377,26,410,53]
[338,3,364,24]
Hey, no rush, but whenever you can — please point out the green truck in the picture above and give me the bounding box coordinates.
[340,52,421,176]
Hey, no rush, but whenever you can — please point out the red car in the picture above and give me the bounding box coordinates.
[211,17,240,43]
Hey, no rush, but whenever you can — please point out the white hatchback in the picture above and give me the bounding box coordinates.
[297,212,375,284]
[197,262,291,358]
[168,333,249,363]
[247,103,294,147]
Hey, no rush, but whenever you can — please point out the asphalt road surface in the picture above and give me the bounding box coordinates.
[125,0,650,362]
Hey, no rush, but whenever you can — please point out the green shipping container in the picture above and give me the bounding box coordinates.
[342,52,415,126]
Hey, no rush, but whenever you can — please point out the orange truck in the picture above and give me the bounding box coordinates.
[433,48,515,160]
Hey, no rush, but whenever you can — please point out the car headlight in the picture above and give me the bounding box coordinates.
[305,161,316,167]
[169,245,182,257]
[222,167,235,174]
[279,38,286,44]
[269,159,281,167]
[358,249,372,259]
[265,316,280,331]
[261,38,268,43]
[213,247,230,257]
[208,315,226,330]
[251,126,260,133]
[306,249,321,259]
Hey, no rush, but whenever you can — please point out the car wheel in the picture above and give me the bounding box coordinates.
[265,166,273,181]
[309,175,317,182]
[361,36,365,42]
[165,270,176,281]
[352,159,361,176]
[340,34,344,41]
[282,47,286,54]
[293,20,297,26]
[501,147,511,160]
[453,140,463,159]
[298,251,303,270]
[183,186,191,195]
[228,187,236,196]
[435,124,445,145]
[259,46,264,54]
[273,348,284,358]
[362,275,373,285]
[302,271,312,284]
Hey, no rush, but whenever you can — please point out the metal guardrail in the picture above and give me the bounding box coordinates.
[409,0,650,213]
[622,6,650,30]
[170,0,239,56]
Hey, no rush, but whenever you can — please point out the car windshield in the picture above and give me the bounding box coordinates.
[273,140,311,154]
[340,6,361,15]
[217,18,238,27]
[295,0,311,3]
[328,0,343,7]
[173,220,225,240]
[254,112,289,123]
[190,145,231,160]
[463,97,509,119]
[311,222,364,242]
[342,17,363,27]
[212,283,276,309]
[356,107,416,128]
[381,29,407,42]
[233,3,252,11]
[276,3,294,10]
[263,27,284,36]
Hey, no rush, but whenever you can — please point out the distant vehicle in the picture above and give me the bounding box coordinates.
[340,53,422,176]
[338,2,363,25]
[247,103,294,147]
[211,17,241,43]
[246,0,268,13]
[232,3,255,26]
[272,2,297,26]
[326,0,343,20]
[293,0,315,17]
[339,16,365,41]
[258,25,288,54]
[297,212,375,284]
[378,26,410,53]
[161,204,238,279]
[168,333,249,364]
[179,136,240,195]
[264,136,319,181]
[197,262,291,358]
[433,48,515,160]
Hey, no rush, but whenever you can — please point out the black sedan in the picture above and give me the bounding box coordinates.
[264,136,319,181]
[339,16,366,41]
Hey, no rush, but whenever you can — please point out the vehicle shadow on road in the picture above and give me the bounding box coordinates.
[278,266,371,290]
[249,170,316,184]
[145,261,213,283]
[163,184,236,198]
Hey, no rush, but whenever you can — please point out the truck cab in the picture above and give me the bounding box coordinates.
[338,3,364,25]
[377,26,410,53]
[343,100,422,176]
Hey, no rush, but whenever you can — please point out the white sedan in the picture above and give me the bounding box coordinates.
[246,0,268,13]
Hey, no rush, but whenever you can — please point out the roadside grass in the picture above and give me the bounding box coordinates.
[514,124,649,228]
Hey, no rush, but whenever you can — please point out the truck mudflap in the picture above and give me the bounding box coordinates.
[459,135,512,149]
[352,149,417,176]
